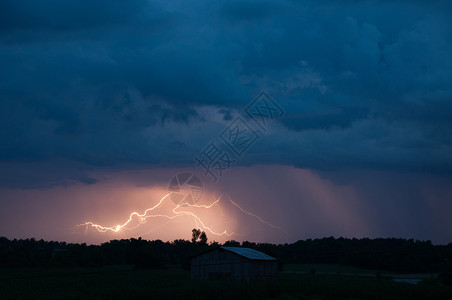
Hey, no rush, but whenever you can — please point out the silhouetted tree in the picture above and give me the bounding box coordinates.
[191,229,201,243]
[199,232,207,245]
[1,235,451,273]
[191,228,207,244]
[223,240,240,247]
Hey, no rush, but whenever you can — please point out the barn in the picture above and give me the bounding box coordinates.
[191,246,278,280]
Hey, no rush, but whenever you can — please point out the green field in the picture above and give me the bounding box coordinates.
[283,263,386,274]
[0,265,451,299]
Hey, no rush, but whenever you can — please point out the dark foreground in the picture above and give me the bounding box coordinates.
[1,266,451,299]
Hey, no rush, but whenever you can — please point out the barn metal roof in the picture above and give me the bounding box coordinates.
[220,246,277,261]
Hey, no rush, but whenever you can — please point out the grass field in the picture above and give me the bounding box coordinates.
[0,265,451,299]
[283,263,387,274]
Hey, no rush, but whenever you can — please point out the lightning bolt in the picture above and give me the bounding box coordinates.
[79,192,236,237]
[80,193,172,233]
[227,197,287,234]
[78,192,285,238]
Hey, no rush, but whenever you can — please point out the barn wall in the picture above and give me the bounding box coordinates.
[249,261,278,280]
[191,249,277,280]
[191,248,250,280]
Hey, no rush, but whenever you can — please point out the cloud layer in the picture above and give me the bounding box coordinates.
[1,1,451,243]
[1,1,452,186]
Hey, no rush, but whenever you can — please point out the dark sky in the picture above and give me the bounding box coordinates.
[1,0,451,244]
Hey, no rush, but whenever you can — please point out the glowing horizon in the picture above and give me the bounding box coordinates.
[1,165,451,245]
[78,190,286,240]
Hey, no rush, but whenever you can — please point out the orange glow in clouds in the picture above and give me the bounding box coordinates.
[79,190,284,240]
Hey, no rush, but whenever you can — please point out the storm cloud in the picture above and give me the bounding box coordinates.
[1,0,451,176]
[0,1,452,243]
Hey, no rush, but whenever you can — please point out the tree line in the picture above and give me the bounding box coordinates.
[1,232,452,280]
